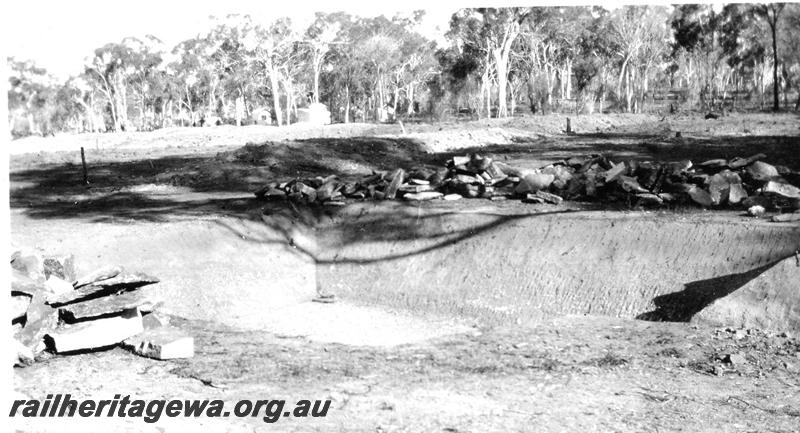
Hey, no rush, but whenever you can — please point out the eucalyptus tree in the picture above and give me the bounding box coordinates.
[476,7,530,117]
[303,13,343,104]
[7,58,56,135]
[242,17,297,126]
[205,15,252,122]
[513,7,559,113]
[780,4,800,109]
[84,42,130,131]
[169,38,209,125]
[447,9,496,118]
[670,4,727,107]
[609,5,669,112]
[754,3,786,110]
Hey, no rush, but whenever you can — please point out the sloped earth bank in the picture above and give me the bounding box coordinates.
[10,113,800,431]
[310,202,800,331]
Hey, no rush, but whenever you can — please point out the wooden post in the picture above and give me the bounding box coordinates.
[80,147,89,185]
[566,117,573,134]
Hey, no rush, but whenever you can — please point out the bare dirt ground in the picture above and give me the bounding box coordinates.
[9,112,800,432]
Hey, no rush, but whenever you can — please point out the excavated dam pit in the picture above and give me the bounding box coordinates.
[262,200,800,332]
[11,196,800,349]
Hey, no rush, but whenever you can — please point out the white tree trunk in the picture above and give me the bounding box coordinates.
[481,71,490,118]
[566,60,572,101]
[235,95,244,126]
[494,48,509,118]
[313,56,321,104]
[344,85,350,124]
[509,83,517,117]
[406,83,415,115]
[268,67,282,126]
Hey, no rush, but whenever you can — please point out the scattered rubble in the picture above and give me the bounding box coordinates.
[122,326,194,360]
[14,338,35,367]
[723,353,748,367]
[253,151,800,220]
[142,312,171,330]
[772,211,800,222]
[747,205,766,217]
[10,248,192,367]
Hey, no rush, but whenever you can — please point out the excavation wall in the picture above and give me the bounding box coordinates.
[303,202,800,330]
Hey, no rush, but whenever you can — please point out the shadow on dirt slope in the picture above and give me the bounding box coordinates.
[249,204,579,265]
[636,257,790,322]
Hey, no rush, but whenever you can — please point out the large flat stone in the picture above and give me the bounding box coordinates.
[49,272,159,306]
[11,270,46,297]
[73,265,124,288]
[603,162,627,182]
[59,290,162,322]
[89,271,160,288]
[384,169,405,199]
[533,190,564,205]
[16,294,59,355]
[404,192,443,201]
[515,172,554,193]
[11,249,44,280]
[11,295,31,321]
[44,276,73,296]
[746,161,779,182]
[688,186,714,207]
[708,172,736,205]
[763,181,800,199]
[43,254,76,282]
[399,184,435,193]
[728,183,748,204]
[123,326,194,360]
[47,308,144,353]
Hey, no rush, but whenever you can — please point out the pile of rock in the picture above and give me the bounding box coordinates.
[253,152,800,219]
[11,249,193,367]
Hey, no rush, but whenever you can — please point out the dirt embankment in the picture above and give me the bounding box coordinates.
[11,112,799,158]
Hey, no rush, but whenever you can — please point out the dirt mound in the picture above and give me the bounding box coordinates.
[407,113,660,152]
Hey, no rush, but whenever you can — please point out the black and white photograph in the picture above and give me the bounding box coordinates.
[5,0,800,431]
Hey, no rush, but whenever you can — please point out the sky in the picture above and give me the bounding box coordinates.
[3,0,726,81]
[3,0,461,80]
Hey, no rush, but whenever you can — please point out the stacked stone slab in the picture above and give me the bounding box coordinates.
[253,152,800,217]
[10,248,193,367]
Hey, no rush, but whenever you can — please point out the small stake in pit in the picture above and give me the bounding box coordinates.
[80,147,89,185]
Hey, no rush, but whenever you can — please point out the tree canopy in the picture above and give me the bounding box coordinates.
[8,4,800,137]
